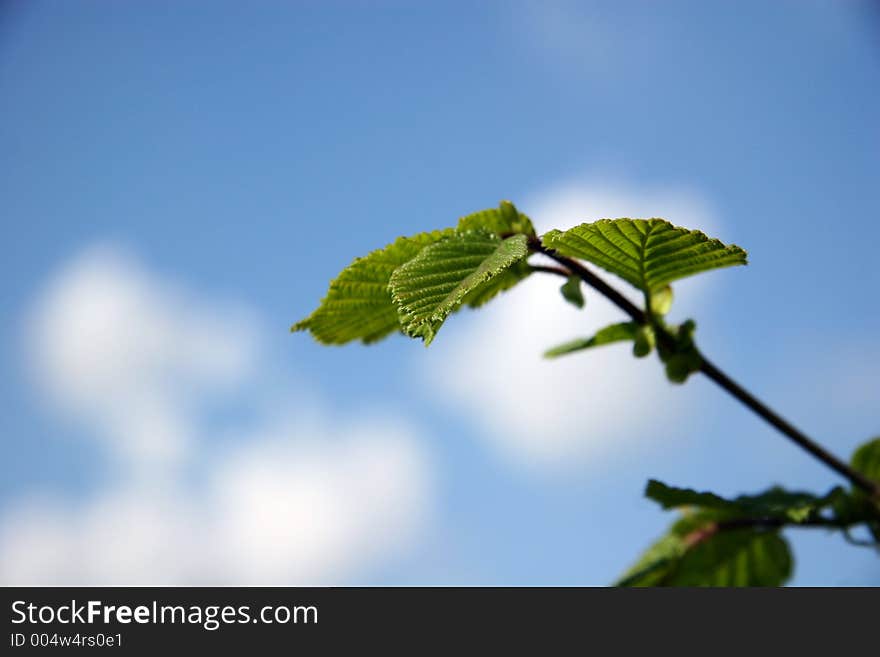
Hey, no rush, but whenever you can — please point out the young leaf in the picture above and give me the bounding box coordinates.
[649,285,674,316]
[389,231,530,345]
[665,529,792,587]
[851,437,880,484]
[615,531,687,587]
[645,480,732,511]
[458,258,531,309]
[633,324,655,358]
[617,509,731,586]
[658,319,701,383]
[645,479,842,523]
[559,276,585,309]
[543,322,639,358]
[292,229,454,344]
[847,437,880,541]
[457,200,536,237]
[618,509,793,587]
[542,219,747,293]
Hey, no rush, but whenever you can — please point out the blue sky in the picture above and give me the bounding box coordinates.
[1,1,878,584]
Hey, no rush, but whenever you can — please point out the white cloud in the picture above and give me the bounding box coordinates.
[212,419,429,584]
[0,420,429,585]
[419,178,726,471]
[1,245,431,585]
[24,245,259,468]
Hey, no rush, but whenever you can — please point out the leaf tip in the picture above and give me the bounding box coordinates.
[644,479,662,495]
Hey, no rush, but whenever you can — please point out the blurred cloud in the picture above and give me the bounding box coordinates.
[24,245,259,469]
[1,245,430,584]
[213,420,428,584]
[419,178,726,471]
[0,419,428,585]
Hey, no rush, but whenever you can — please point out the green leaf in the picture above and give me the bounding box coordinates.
[457,200,536,237]
[292,229,454,344]
[666,529,792,587]
[645,480,733,511]
[559,276,585,309]
[658,319,701,383]
[848,437,880,540]
[649,285,673,315]
[389,231,530,345]
[740,487,846,523]
[542,219,747,293]
[458,258,531,309]
[633,324,655,358]
[543,322,639,358]
[617,509,729,586]
[616,531,687,587]
[851,437,880,484]
[618,508,793,587]
[645,479,842,523]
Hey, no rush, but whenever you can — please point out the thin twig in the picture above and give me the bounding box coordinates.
[527,236,880,497]
[698,356,880,495]
[528,236,646,323]
[528,264,572,277]
[687,517,878,549]
[715,517,838,531]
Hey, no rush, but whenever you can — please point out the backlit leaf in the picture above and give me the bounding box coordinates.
[456,200,536,237]
[292,229,454,344]
[390,231,530,345]
[543,322,639,358]
[542,219,746,293]
[851,437,880,484]
[559,276,585,309]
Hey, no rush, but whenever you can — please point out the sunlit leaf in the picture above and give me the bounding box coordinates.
[292,229,454,344]
[390,231,530,345]
[543,219,746,293]
[649,285,674,315]
[456,200,536,237]
[543,322,639,358]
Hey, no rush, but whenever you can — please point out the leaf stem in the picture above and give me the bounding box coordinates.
[529,236,880,497]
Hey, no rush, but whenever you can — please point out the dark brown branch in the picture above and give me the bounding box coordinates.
[528,264,572,277]
[528,236,880,497]
[529,236,646,323]
[698,356,880,496]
